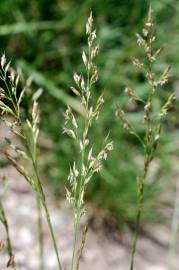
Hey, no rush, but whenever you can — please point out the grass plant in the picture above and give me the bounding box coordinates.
[0,55,62,270]
[63,12,113,270]
[116,7,175,270]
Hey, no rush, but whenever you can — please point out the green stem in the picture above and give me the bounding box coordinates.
[37,198,44,270]
[75,224,88,270]
[20,116,62,270]
[4,218,13,258]
[129,200,142,270]
[0,201,14,261]
[70,151,85,270]
[70,218,79,270]
[129,159,149,270]
[32,162,63,270]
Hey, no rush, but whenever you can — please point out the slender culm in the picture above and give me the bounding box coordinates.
[0,199,16,268]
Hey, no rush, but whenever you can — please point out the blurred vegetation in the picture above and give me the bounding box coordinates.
[0,0,179,224]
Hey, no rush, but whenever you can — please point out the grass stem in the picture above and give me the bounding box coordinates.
[37,198,44,270]
[33,161,63,270]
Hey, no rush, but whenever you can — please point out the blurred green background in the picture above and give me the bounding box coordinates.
[1,0,179,224]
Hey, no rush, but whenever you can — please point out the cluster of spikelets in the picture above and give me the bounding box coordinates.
[0,8,175,270]
[0,53,63,270]
[63,12,113,270]
[116,7,175,270]
[0,54,44,198]
[0,53,44,269]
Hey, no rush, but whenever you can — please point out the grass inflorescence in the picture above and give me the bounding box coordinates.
[0,54,62,270]
[63,12,113,270]
[116,7,175,270]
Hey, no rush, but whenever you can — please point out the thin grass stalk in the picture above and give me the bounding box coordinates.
[0,201,12,256]
[0,200,15,268]
[70,138,86,270]
[129,161,148,270]
[37,197,44,270]
[32,161,63,270]
[21,128,46,270]
[15,111,45,270]
[70,219,79,270]
[75,224,88,270]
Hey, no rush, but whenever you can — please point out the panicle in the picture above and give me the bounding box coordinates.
[63,12,113,226]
